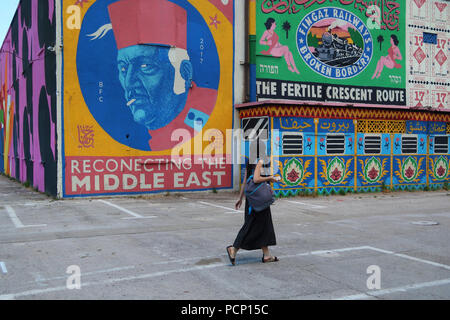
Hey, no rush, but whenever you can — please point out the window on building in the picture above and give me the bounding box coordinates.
[364,135,381,154]
[326,134,345,154]
[402,135,418,154]
[282,132,303,155]
[434,136,449,154]
[242,117,269,161]
[242,117,269,141]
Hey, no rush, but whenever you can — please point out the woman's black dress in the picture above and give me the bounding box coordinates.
[232,197,277,250]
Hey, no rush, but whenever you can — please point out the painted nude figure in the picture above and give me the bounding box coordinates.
[259,18,300,74]
[372,34,402,79]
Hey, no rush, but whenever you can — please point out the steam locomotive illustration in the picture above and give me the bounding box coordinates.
[313,31,363,67]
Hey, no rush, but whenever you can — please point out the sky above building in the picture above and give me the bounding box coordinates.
[0,0,20,47]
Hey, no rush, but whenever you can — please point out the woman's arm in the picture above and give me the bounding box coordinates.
[235,170,247,210]
[395,46,402,60]
[259,31,271,46]
[239,170,247,201]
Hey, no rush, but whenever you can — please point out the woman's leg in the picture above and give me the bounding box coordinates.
[372,59,383,79]
[288,51,300,74]
[230,246,239,258]
[374,56,395,78]
[261,246,279,262]
[276,46,295,72]
[281,48,294,71]
[284,49,300,73]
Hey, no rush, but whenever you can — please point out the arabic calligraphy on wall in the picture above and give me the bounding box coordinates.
[318,119,353,133]
[279,117,314,131]
[406,120,428,134]
[260,0,401,31]
[429,122,447,135]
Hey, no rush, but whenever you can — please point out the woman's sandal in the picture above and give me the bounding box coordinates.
[262,255,279,263]
[226,246,236,266]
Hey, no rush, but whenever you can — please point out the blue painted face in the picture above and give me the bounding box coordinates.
[117,45,188,130]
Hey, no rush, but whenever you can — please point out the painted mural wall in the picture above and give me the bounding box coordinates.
[407,0,449,110]
[255,0,407,106]
[239,106,450,196]
[0,0,58,196]
[63,0,234,197]
[241,1,449,196]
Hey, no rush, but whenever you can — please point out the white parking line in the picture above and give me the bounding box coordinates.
[2,245,449,299]
[4,206,47,229]
[198,201,243,214]
[0,245,370,299]
[0,262,7,274]
[32,266,136,284]
[0,263,225,300]
[336,278,450,300]
[278,246,369,260]
[366,246,450,271]
[284,200,326,209]
[97,200,157,219]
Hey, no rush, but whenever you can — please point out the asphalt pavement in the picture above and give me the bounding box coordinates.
[0,174,449,300]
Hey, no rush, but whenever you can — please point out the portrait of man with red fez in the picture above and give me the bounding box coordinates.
[77,0,220,151]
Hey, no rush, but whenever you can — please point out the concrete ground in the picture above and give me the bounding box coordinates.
[0,175,449,300]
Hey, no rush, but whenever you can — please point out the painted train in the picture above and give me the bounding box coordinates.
[313,32,363,67]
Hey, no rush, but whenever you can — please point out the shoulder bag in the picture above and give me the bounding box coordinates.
[244,175,275,214]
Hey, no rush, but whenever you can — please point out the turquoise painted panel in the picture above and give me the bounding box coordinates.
[418,134,427,154]
[393,134,402,155]
[304,134,315,156]
[356,133,364,155]
[381,134,391,155]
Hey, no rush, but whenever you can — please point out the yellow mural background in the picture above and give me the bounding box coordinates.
[63,0,233,157]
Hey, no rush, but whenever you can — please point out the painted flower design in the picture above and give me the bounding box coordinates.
[282,158,304,186]
[405,166,415,178]
[401,157,418,182]
[363,157,382,183]
[287,169,299,182]
[433,156,448,180]
[330,167,342,181]
[437,166,445,177]
[327,157,345,185]
[368,166,379,180]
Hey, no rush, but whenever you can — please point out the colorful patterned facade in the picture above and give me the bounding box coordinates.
[239,105,450,196]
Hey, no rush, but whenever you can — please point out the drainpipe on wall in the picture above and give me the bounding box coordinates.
[248,0,257,102]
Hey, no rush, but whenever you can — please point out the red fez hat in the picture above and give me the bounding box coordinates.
[108,0,187,50]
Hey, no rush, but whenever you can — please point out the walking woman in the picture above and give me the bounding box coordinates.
[226,159,279,265]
